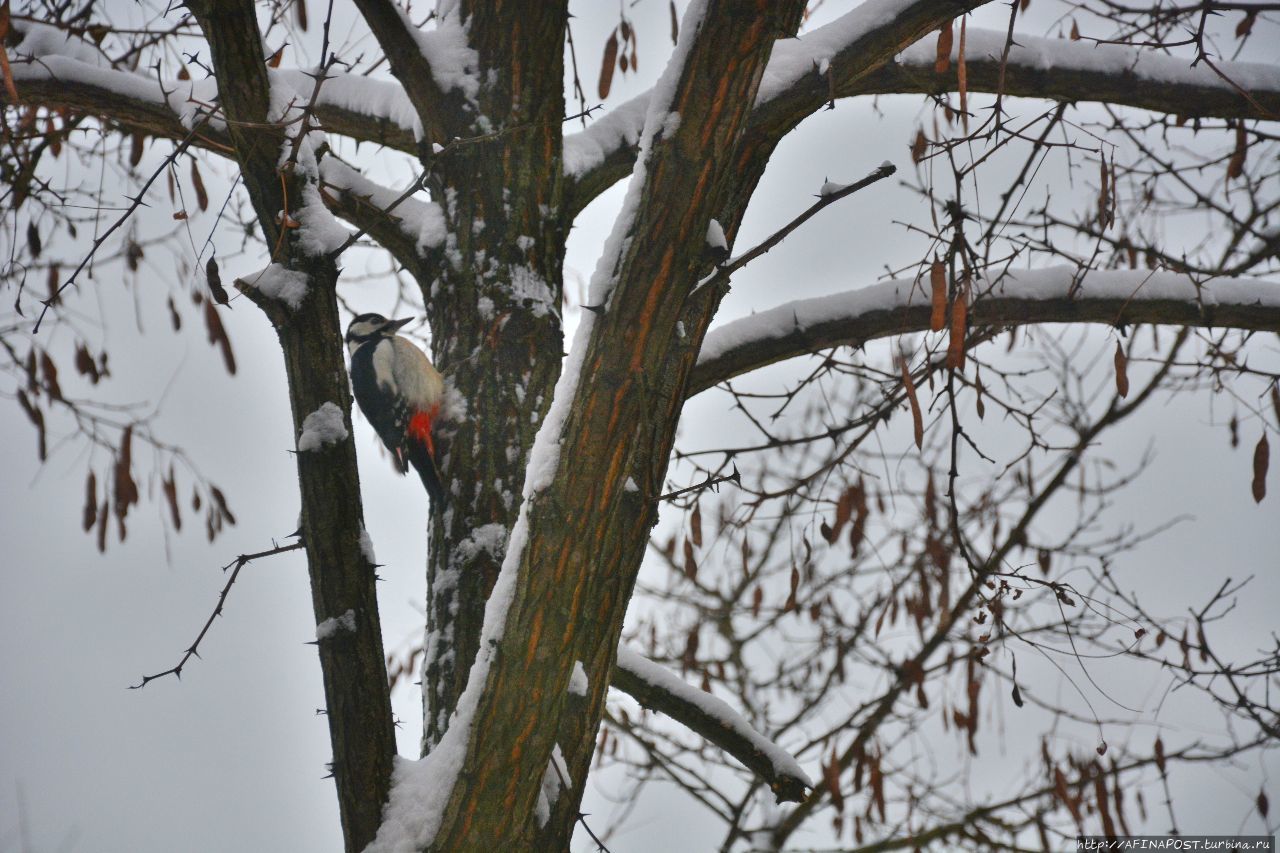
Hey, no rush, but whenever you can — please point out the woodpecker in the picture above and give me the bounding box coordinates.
[345,313,446,503]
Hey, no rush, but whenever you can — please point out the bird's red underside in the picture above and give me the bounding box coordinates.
[408,409,437,456]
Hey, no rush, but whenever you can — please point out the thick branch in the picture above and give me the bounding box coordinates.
[564,13,1280,216]
[855,28,1280,120]
[689,268,1280,395]
[185,4,396,850]
[612,649,812,803]
[350,0,458,148]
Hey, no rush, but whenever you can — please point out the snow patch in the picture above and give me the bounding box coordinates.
[241,263,310,310]
[359,526,377,565]
[568,661,589,697]
[298,402,349,451]
[316,609,356,640]
[706,219,727,250]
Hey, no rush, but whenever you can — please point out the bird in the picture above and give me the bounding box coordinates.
[345,313,446,503]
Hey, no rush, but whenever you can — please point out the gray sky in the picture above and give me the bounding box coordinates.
[2,1,1277,851]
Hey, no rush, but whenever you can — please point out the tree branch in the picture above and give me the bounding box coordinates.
[612,649,812,803]
[130,541,304,689]
[349,0,458,150]
[689,267,1280,395]
[564,11,1280,216]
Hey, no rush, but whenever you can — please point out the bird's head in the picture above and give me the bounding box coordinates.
[345,313,413,354]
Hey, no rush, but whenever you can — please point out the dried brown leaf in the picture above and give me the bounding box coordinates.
[46,265,60,306]
[191,159,209,211]
[935,20,953,74]
[690,502,702,548]
[598,30,619,100]
[203,300,237,375]
[911,128,927,164]
[1236,10,1257,38]
[83,470,97,532]
[929,259,946,331]
[784,565,799,612]
[669,1,679,45]
[40,351,62,401]
[162,465,181,531]
[1252,433,1269,503]
[824,747,844,812]
[1227,125,1247,180]
[206,257,229,305]
[26,221,40,258]
[900,357,924,450]
[1114,341,1129,398]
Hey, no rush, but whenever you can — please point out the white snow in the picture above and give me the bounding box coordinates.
[359,526,377,566]
[563,93,650,177]
[279,68,420,143]
[241,263,310,310]
[706,219,727,251]
[565,15,1280,183]
[398,2,481,106]
[818,179,846,197]
[448,523,508,570]
[900,27,1280,95]
[316,609,356,640]
[298,402,349,451]
[319,160,447,254]
[534,744,570,828]
[507,265,558,318]
[697,267,1280,368]
[567,661,589,697]
[615,648,812,786]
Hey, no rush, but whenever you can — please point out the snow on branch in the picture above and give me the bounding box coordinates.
[690,267,1280,395]
[565,6,1280,213]
[612,648,812,803]
[319,159,446,255]
[856,28,1280,120]
[7,21,426,153]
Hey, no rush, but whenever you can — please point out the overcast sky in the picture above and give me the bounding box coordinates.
[2,2,1277,851]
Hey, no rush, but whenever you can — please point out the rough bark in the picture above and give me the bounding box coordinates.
[187,3,396,849]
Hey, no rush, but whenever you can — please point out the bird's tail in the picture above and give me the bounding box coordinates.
[407,440,446,504]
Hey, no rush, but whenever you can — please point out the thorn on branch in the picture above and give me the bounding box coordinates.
[129,539,304,689]
[659,465,740,502]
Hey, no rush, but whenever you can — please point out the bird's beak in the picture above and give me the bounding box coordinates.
[385,317,414,332]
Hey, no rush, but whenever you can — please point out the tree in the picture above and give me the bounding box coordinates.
[3,0,1277,850]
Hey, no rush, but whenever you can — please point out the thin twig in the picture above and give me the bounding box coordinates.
[130,540,304,689]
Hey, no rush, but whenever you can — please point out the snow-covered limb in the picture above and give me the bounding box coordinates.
[565,10,1280,215]
[613,648,813,803]
[352,0,468,146]
[690,268,1280,395]
[855,28,1280,121]
[319,160,447,257]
